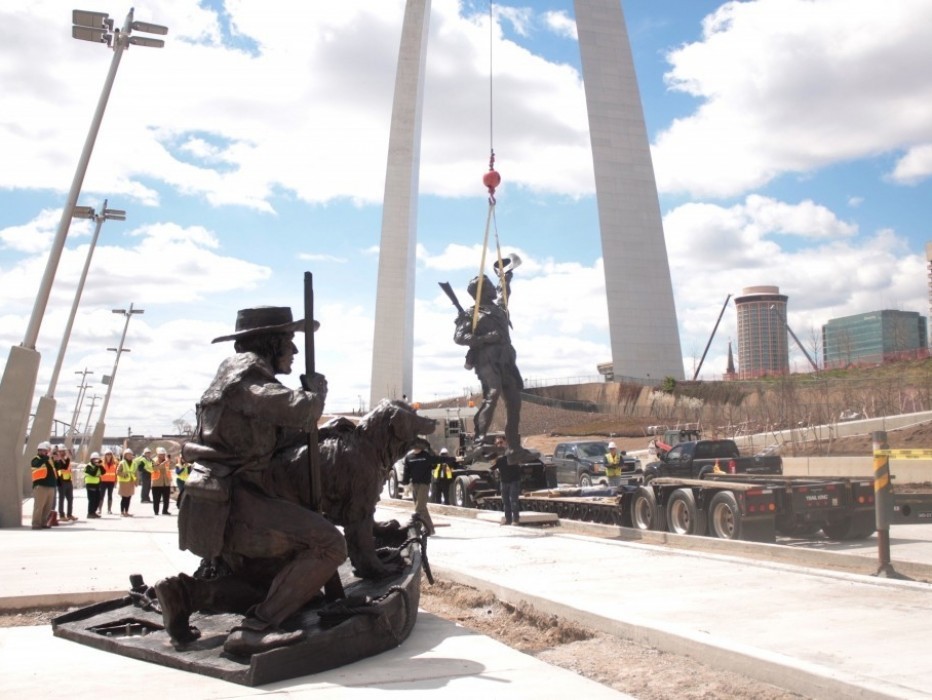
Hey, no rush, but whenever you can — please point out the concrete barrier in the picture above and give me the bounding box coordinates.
[783,456,931,483]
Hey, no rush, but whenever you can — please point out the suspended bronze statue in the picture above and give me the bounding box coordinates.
[441,254,530,464]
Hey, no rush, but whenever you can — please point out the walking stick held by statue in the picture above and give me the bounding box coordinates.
[302,271,345,600]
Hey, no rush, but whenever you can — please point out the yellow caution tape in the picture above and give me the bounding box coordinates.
[873,449,932,459]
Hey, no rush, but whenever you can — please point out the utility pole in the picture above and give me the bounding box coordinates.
[65,368,94,453]
[79,394,101,462]
[88,303,144,455]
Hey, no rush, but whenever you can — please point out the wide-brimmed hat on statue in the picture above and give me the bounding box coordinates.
[212,306,319,343]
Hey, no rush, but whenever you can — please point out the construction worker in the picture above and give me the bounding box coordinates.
[31,441,59,529]
[150,447,173,516]
[431,447,457,505]
[84,452,104,519]
[54,445,77,521]
[174,457,190,504]
[134,447,154,503]
[99,448,119,515]
[116,448,137,517]
[604,442,624,486]
[402,438,435,535]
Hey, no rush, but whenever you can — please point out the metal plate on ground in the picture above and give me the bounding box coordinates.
[52,544,422,686]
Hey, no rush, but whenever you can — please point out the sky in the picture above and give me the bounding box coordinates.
[1,0,931,437]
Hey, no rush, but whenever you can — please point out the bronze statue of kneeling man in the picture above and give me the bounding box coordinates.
[155,306,346,657]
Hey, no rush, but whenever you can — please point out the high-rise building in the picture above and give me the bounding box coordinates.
[822,310,928,368]
[735,286,789,379]
[370,0,684,407]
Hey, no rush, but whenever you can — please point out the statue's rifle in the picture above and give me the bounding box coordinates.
[438,281,465,317]
[302,271,345,601]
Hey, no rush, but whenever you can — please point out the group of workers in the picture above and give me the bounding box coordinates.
[30,441,191,529]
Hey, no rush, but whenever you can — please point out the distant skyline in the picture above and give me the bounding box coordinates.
[1,0,930,436]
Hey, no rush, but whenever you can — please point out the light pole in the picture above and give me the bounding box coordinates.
[21,201,125,497]
[88,304,144,454]
[0,8,166,527]
[65,368,94,452]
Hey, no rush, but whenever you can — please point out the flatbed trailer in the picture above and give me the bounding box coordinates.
[476,473,878,544]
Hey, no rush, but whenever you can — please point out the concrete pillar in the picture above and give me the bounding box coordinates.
[574,0,684,381]
[369,0,431,408]
[0,346,41,527]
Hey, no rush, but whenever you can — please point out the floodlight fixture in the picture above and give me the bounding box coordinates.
[72,10,111,29]
[72,205,96,219]
[129,35,165,48]
[72,26,111,45]
[103,208,126,220]
[131,20,168,35]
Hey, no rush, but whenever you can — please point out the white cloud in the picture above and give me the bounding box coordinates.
[0,209,63,254]
[493,6,534,37]
[542,10,577,40]
[889,144,932,185]
[0,1,594,213]
[653,0,932,197]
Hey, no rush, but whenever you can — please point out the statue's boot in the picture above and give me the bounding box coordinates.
[154,574,202,646]
[155,572,266,647]
[223,617,306,657]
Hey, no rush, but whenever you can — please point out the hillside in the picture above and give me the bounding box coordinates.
[434,358,932,457]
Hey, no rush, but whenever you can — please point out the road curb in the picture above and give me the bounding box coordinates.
[433,566,915,700]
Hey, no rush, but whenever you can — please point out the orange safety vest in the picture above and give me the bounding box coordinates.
[31,461,51,482]
[100,460,118,483]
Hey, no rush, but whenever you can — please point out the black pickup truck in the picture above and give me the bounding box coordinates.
[545,440,640,487]
[643,439,782,482]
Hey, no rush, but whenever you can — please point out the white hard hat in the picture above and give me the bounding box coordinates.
[56,444,66,451]
[38,441,51,451]
[440,447,449,455]
[156,447,168,455]
[123,448,134,456]
[90,452,101,460]
[143,448,153,454]
[608,441,617,449]
[103,448,114,455]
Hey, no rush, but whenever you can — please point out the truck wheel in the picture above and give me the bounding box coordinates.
[579,473,593,488]
[708,492,742,539]
[631,486,666,531]
[387,470,400,499]
[452,477,473,508]
[666,488,707,536]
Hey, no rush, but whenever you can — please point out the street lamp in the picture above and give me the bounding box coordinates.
[0,8,167,527]
[20,201,126,497]
[88,304,144,454]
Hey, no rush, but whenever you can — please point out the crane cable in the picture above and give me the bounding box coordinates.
[473,1,508,332]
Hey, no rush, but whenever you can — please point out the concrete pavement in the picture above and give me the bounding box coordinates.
[2,492,633,699]
[3,490,932,698]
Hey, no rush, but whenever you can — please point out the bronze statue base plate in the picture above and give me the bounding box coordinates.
[51,545,422,686]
